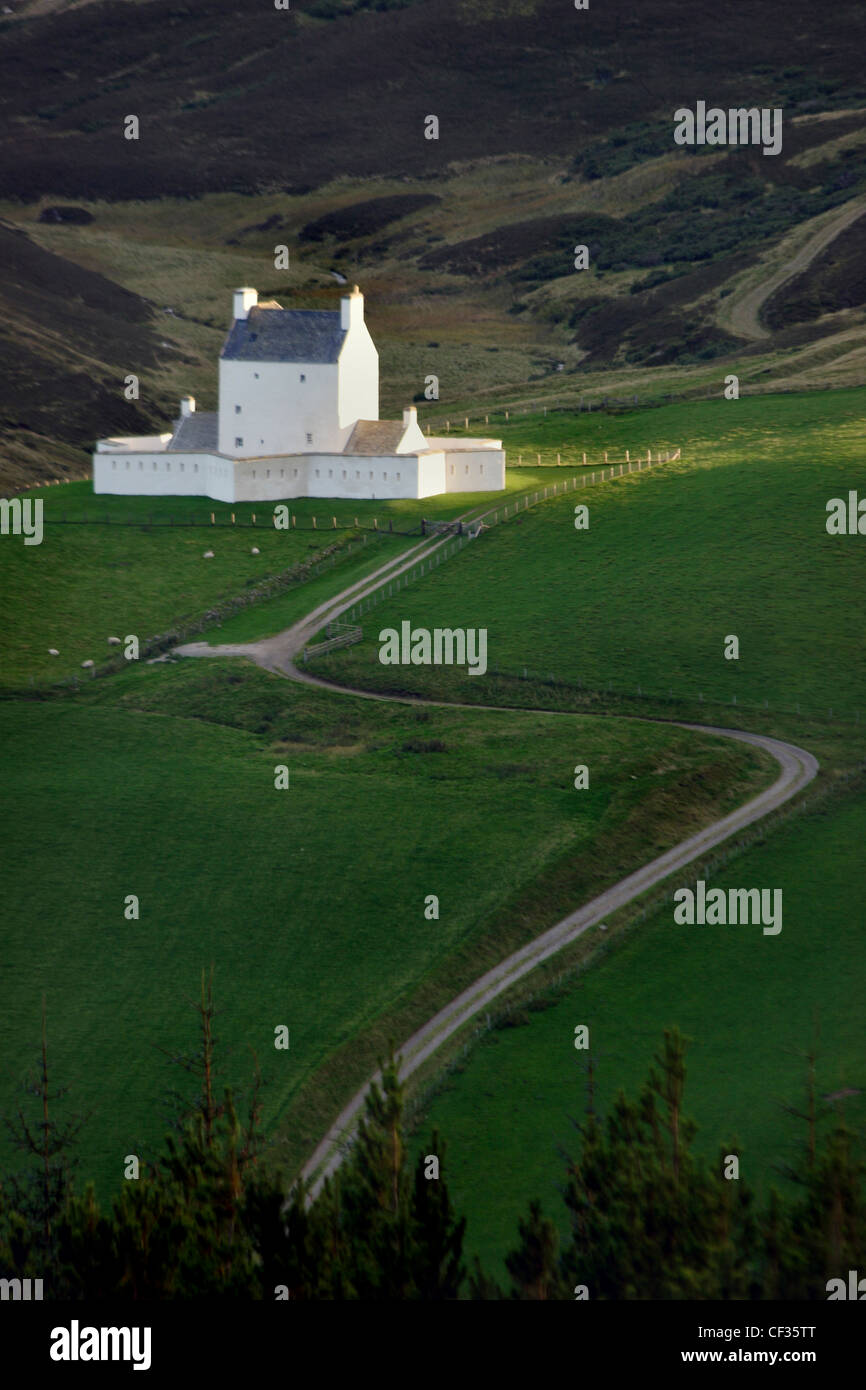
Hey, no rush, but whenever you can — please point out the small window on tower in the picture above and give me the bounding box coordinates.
[235,437,243,448]
[300,374,306,382]
[306,432,313,445]
[235,404,241,414]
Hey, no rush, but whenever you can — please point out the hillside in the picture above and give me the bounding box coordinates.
[1,0,865,488]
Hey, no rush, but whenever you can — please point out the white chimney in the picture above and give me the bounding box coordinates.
[233,287,258,321]
[340,284,364,332]
[180,396,196,418]
[402,405,417,429]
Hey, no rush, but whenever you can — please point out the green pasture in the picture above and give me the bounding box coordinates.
[315,390,866,725]
[0,659,772,1194]
[410,783,866,1277]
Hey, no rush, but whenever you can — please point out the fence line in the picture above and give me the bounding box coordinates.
[39,512,416,535]
[342,449,680,624]
[473,663,861,728]
[303,622,363,663]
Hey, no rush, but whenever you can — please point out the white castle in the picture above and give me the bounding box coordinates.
[93,286,505,502]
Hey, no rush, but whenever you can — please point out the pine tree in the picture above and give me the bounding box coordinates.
[505,1200,560,1299]
[410,1133,466,1299]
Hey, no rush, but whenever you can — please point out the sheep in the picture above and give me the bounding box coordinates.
[48,648,59,656]
[203,550,215,558]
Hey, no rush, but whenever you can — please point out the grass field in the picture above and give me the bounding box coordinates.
[0,659,773,1194]
[0,476,547,689]
[313,390,866,723]
[409,782,866,1277]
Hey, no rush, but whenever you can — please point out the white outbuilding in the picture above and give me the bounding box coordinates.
[93,287,505,502]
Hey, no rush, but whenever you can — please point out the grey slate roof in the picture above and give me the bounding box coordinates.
[221,305,346,364]
[166,412,218,452]
[343,420,405,455]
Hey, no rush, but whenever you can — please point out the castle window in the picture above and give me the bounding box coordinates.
[125,461,130,469]
[266,469,271,478]
[465,465,469,474]
[166,462,171,470]
[315,469,319,478]
[480,464,483,474]
[153,461,158,470]
[254,372,259,379]
[111,460,116,469]
[356,471,360,479]
[235,437,243,447]
[383,472,387,480]
[293,469,298,477]
[300,373,306,382]
[139,461,143,469]
[194,464,199,473]
[280,469,284,478]
[449,464,454,475]
[369,471,373,480]
[328,469,332,478]
[396,473,401,481]
[180,463,184,472]
[342,470,346,479]
[306,432,313,445]
[235,404,241,414]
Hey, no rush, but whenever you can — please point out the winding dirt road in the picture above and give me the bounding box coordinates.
[173,542,819,1195]
[718,194,866,342]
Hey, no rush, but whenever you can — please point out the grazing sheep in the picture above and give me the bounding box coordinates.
[107,636,121,645]
[203,550,215,558]
[48,648,59,656]
[81,659,95,668]
[251,546,260,555]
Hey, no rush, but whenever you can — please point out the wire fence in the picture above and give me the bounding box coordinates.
[39,509,418,535]
[473,664,862,728]
[343,449,680,624]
